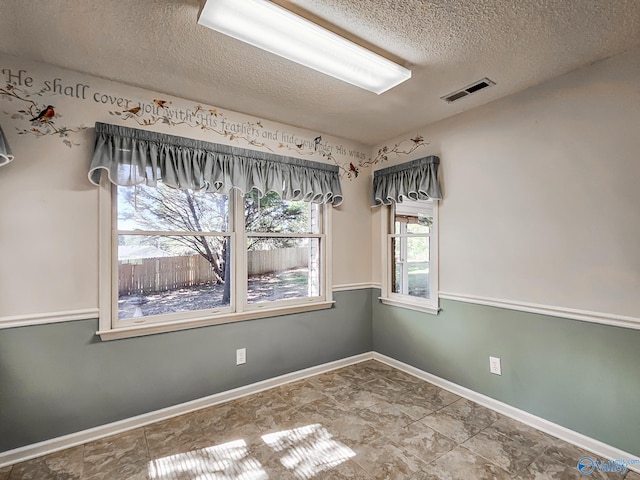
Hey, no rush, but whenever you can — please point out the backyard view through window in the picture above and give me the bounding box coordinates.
[116,183,322,321]
[391,200,434,299]
[245,191,321,304]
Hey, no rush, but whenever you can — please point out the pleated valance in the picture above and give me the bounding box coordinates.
[0,125,14,167]
[372,155,442,205]
[88,122,343,205]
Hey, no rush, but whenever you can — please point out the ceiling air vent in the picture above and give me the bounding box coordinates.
[442,77,495,103]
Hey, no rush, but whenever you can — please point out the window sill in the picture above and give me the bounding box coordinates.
[378,297,440,315]
[97,301,335,340]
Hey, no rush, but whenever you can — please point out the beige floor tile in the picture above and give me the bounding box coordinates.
[0,466,11,480]
[328,412,389,446]
[308,370,354,392]
[418,445,512,480]
[442,399,500,428]
[202,420,265,448]
[144,413,210,460]
[352,437,430,479]
[490,415,556,448]
[240,389,290,414]
[334,364,384,384]
[462,426,547,475]
[260,422,360,479]
[195,399,254,434]
[361,376,408,395]
[254,406,310,435]
[518,440,627,480]
[406,382,461,410]
[357,360,396,374]
[324,381,387,407]
[349,400,414,434]
[378,369,427,390]
[86,462,149,480]
[83,428,149,480]
[382,387,437,420]
[420,399,498,443]
[277,379,330,407]
[386,421,456,465]
[8,446,83,480]
[312,459,370,479]
[147,438,268,480]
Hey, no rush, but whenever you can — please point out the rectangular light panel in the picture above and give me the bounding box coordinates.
[198,0,412,94]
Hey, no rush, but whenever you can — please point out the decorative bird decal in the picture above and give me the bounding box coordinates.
[349,162,359,178]
[411,135,424,143]
[125,106,141,115]
[313,136,322,151]
[153,99,169,108]
[31,105,55,122]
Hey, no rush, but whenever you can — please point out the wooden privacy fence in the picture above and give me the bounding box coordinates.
[247,247,308,276]
[119,247,309,296]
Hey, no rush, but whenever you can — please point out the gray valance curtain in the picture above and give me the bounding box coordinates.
[372,155,442,205]
[88,122,343,205]
[0,125,14,167]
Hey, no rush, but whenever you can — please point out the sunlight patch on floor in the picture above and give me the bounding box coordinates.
[148,439,267,480]
[262,424,356,479]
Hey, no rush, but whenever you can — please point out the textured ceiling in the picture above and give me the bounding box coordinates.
[1,0,639,145]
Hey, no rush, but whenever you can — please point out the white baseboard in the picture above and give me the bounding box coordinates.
[372,352,640,474]
[0,352,374,468]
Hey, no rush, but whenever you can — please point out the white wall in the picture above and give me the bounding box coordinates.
[0,54,373,320]
[372,46,640,318]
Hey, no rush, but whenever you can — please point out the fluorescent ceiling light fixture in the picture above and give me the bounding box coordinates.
[198,0,411,94]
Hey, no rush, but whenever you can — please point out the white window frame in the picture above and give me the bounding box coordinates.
[379,199,439,314]
[97,179,333,340]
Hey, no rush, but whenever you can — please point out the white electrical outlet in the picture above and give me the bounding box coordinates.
[489,356,502,375]
[236,348,246,365]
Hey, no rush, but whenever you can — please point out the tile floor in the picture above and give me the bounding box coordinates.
[2,360,637,479]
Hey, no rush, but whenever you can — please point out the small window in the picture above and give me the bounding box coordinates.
[381,199,439,314]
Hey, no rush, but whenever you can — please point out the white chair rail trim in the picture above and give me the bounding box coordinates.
[439,292,640,331]
[0,309,100,329]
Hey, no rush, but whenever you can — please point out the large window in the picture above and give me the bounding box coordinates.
[381,199,438,313]
[99,182,331,339]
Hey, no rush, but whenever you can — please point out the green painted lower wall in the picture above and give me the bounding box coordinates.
[0,289,373,452]
[372,295,640,457]
[3,289,638,458]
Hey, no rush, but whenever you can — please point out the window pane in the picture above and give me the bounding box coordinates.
[391,236,430,299]
[245,191,319,234]
[247,237,320,304]
[406,219,431,234]
[393,238,403,294]
[117,183,229,232]
[394,200,433,234]
[118,235,231,319]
